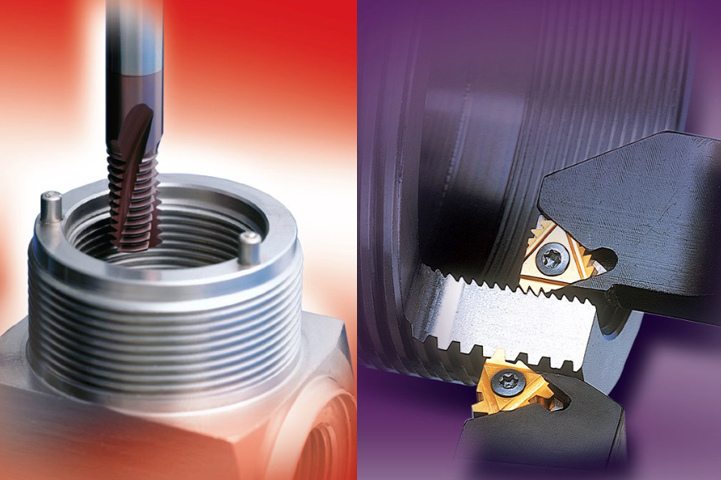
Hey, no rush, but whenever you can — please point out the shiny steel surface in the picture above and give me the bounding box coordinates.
[238,231,262,266]
[359,0,690,387]
[107,0,163,76]
[408,266,596,371]
[28,174,302,412]
[407,265,642,393]
[0,173,355,479]
[39,191,63,224]
[0,314,355,480]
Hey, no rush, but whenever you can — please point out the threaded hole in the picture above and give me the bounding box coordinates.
[294,424,335,480]
[74,209,241,268]
[63,186,267,269]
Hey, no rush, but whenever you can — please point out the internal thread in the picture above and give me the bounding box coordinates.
[70,204,244,269]
[27,179,302,408]
[294,426,334,480]
[108,153,162,252]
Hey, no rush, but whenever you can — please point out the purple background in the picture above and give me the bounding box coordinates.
[359,316,721,479]
[358,1,721,478]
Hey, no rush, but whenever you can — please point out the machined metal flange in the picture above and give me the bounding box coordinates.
[28,174,302,412]
[0,173,356,480]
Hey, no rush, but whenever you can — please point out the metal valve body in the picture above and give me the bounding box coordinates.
[0,174,355,480]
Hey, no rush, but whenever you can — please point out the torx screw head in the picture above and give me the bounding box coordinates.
[536,242,570,277]
[40,191,63,224]
[499,372,518,389]
[490,369,526,397]
[238,231,262,266]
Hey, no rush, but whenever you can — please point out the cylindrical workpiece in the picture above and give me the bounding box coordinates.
[27,175,302,413]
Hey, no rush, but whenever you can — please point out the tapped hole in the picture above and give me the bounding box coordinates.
[294,425,335,480]
[63,185,267,270]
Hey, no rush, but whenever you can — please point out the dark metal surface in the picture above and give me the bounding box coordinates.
[358,0,692,381]
[457,373,626,470]
[106,1,164,155]
[106,1,163,252]
[539,131,721,324]
[535,242,569,277]
[417,0,692,288]
[490,369,526,398]
[108,103,161,251]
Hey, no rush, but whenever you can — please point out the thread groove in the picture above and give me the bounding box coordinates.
[107,152,162,252]
[27,178,302,410]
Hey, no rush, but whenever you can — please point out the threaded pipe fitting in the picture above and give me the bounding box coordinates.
[27,174,302,413]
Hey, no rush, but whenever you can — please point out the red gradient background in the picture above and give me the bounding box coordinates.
[0,1,356,478]
[0,1,356,365]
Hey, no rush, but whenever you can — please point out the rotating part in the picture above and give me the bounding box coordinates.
[106,0,164,252]
[1,174,355,479]
[408,265,596,372]
[0,3,357,477]
[108,103,161,251]
[406,265,643,393]
[416,0,692,288]
[358,0,691,384]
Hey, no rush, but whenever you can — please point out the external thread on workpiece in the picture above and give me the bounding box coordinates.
[27,175,302,412]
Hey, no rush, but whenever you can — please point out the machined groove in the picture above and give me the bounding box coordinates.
[29,331,301,389]
[27,176,302,410]
[29,286,301,361]
[30,315,301,376]
[30,271,301,335]
[70,206,248,268]
[28,260,301,396]
[108,151,162,252]
[358,0,689,386]
[29,274,302,358]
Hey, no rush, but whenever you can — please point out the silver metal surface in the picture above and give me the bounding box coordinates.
[39,191,62,223]
[0,314,355,480]
[409,265,595,371]
[0,173,355,479]
[107,0,163,76]
[238,231,262,266]
[28,174,302,413]
[407,265,642,393]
